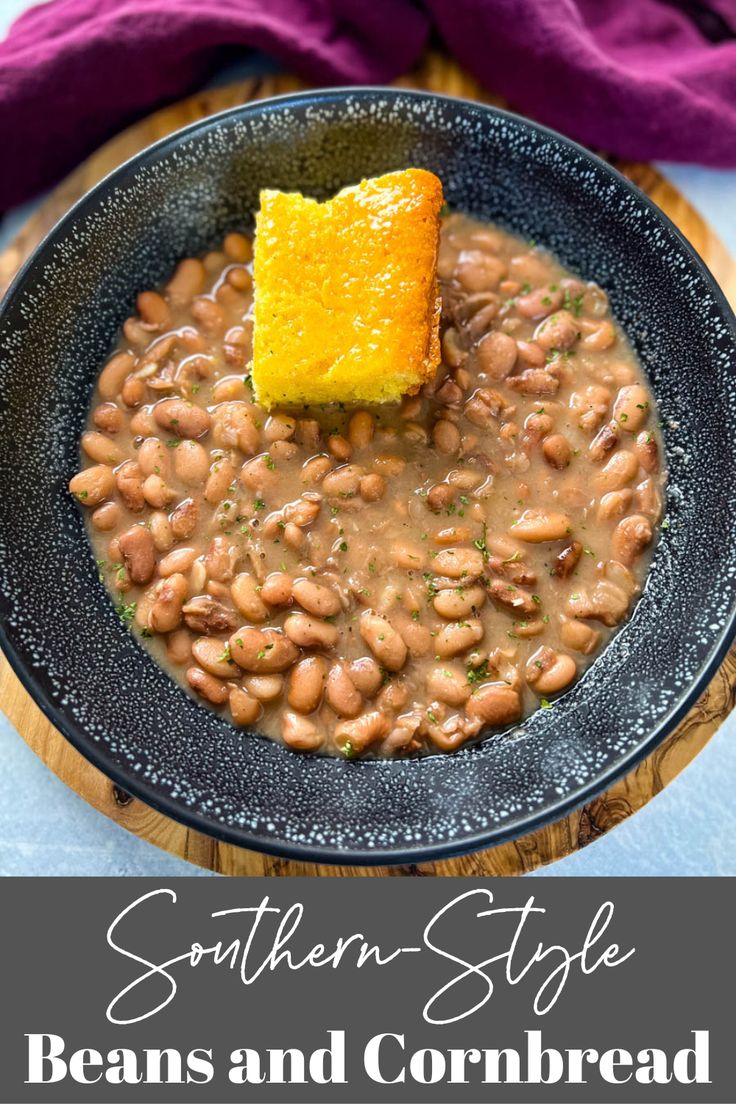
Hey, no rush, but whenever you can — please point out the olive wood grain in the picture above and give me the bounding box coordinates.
[1,52,734,876]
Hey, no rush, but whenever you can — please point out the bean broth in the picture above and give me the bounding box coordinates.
[71,217,665,756]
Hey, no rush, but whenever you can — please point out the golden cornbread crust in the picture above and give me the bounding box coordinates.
[252,169,444,408]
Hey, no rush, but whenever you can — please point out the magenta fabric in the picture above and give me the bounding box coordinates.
[2,0,736,211]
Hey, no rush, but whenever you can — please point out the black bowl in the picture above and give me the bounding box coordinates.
[1,90,734,866]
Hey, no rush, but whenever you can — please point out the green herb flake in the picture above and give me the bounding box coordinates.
[116,601,137,624]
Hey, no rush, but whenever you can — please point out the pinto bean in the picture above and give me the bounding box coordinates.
[334,711,390,754]
[158,546,198,576]
[476,330,517,380]
[192,636,237,679]
[635,431,659,472]
[534,309,578,352]
[183,595,238,635]
[327,435,352,461]
[292,578,340,618]
[512,508,572,543]
[264,413,296,443]
[394,617,432,658]
[435,619,484,658]
[516,286,562,320]
[81,431,123,467]
[359,473,386,502]
[347,657,383,697]
[118,525,156,585]
[487,578,538,616]
[229,686,262,726]
[121,375,145,408]
[244,674,284,702]
[580,319,615,350]
[150,510,173,551]
[282,712,324,751]
[597,489,633,521]
[91,501,120,530]
[570,384,612,433]
[359,612,407,671]
[284,613,339,649]
[191,296,225,334]
[229,627,298,672]
[455,250,506,292]
[526,647,577,694]
[231,573,269,622]
[137,290,170,330]
[154,398,211,439]
[142,473,174,509]
[175,440,209,485]
[466,684,521,726]
[325,662,363,718]
[136,437,169,479]
[69,464,114,507]
[373,453,406,477]
[515,340,546,368]
[169,497,198,540]
[301,455,332,485]
[589,422,619,462]
[187,666,229,704]
[506,369,559,396]
[433,585,486,619]
[322,464,364,497]
[287,656,327,713]
[593,450,639,492]
[260,572,293,606]
[426,665,472,706]
[611,514,653,565]
[166,258,205,304]
[204,457,237,506]
[213,402,261,455]
[204,535,238,582]
[613,385,650,432]
[148,573,188,632]
[239,453,279,492]
[432,418,461,454]
[566,581,629,627]
[99,352,135,400]
[433,547,485,579]
[347,411,376,450]
[553,540,583,579]
[114,460,145,512]
[93,403,123,435]
[560,618,601,655]
[542,433,571,470]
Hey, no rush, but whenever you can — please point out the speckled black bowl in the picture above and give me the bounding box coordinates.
[1,90,735,866]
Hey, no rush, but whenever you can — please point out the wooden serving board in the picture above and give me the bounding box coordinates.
[1,53,734,876]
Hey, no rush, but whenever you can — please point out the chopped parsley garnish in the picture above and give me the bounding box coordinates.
[116,601,136,624]
[467,660,489,684]
[540,698,553,710]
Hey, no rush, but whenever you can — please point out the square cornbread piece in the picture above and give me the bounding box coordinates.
[251,169,443,408]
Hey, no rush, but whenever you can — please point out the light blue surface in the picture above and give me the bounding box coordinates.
[0,5,733,874]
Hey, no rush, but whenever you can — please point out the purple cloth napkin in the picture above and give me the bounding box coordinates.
[2,0,736,212]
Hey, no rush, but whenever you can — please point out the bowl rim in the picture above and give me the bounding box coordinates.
[1,86,735,868]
